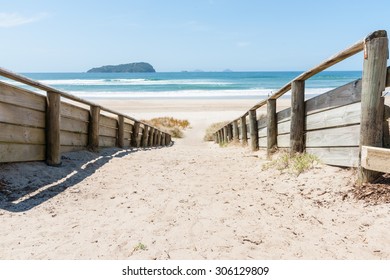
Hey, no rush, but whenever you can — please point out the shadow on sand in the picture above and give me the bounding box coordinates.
[0,143,174,213]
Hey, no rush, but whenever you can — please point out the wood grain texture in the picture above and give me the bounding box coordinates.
[0,143,45,162]
[240,116,248,145]
[88,105,100,152]
[0,102,45,128]
[306,147,360,167]
[277,120,291,135]
[0,81,46,111]
[290,80,305,154]
[277,134,290,148]
[99,114,118,128]
[46,91,61,166]
[267,99,277,154]
[361,146,390,173]
[99,125,117,138]
[306,125,360,147]
[0,123,45,145]
[60,117,88,134]
[99,135,117,147]
[117,115,124,148]
[305,80,362,115]
[306,102,361,130]
[60,102,89,122]
[359,31,388,182]
[249,110,259,151]
[60,131,88,146]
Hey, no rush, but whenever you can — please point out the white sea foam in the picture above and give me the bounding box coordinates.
[32,79,233,86]
[69,88,335,99]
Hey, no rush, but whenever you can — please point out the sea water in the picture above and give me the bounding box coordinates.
[2,71,362,100]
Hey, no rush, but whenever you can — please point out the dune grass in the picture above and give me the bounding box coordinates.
[204,121,229,141]
[142,117,190,138]
[262,152,320,176]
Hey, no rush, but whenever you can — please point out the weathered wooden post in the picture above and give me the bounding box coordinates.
[359,30,388,183]
[153,129,159,146]
[131,121,140,147]
[148,127,154,147]
[46,91,61,166]
[117,115,124,148]
[233,120,239,142]
[157,131,162,146]
[161,132,166,146]
[241,115,248,145]
[290,80,305,155]
[219,130,223,144]
[267,99,277,157]
[227,123,233,142]
[249,109,259,151]
[88,105,100,152]
[223,126,228,143]
[142,125,149,147]
[165,133,170,146]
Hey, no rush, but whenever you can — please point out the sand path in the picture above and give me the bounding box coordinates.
[0,106,389,259]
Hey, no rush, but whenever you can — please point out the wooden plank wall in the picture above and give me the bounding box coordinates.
[60,102,89,153]
[304,79,362,167]
[0,80,170,163]
[238,79,363,167]
[0,81,46,162]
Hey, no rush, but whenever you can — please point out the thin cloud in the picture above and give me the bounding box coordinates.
[0,12,47,28]
[236,41,251,48]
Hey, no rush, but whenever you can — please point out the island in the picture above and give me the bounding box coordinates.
[87,62,156,73]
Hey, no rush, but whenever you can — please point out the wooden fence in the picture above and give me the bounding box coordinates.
[0,68,172,166]
[214,30,389,183]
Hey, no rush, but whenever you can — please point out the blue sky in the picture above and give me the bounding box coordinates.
[1,0,389,72]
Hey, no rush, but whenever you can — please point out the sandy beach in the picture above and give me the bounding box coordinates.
[0,98,389,260]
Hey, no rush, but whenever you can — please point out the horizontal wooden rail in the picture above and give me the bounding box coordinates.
[0,67,162,132]
[361,146,390,173]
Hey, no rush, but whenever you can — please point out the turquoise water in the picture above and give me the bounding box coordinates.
[3,71,362,99]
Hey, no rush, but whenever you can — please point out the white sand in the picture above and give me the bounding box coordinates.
[0,98,389,259]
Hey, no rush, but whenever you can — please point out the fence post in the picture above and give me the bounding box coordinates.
[148,127,154,147]
[88,105,100,152]
[46,91,61,166]
[249,109,259,151]
[267,99,277,157]
[359,30,388,183]
[233,120,239,142]
[226,123,233,142]
[117,115,124,148]
[223,126,228,143]
[142,125,149,147]
[241,116,248,146]
[132,121,140,147]
[290,80,305,155]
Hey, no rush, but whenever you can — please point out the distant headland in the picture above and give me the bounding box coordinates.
[87,62,156,73]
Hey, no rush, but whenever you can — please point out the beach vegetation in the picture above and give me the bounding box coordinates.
[204,121,229,141]
[142,117,190,138]
[133,242,147,251]
[262,152,320,176]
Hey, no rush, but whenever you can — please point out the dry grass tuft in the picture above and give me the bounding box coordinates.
[262,152,320,176]
[204,121,229,142]
[142,117,190,138]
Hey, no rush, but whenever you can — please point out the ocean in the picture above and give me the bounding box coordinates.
[2,71,362,100]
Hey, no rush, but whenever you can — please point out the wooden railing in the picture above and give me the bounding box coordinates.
[0,68,172,166]
[214,30,389,183]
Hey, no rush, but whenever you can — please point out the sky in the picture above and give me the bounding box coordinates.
[0,0,389,72]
